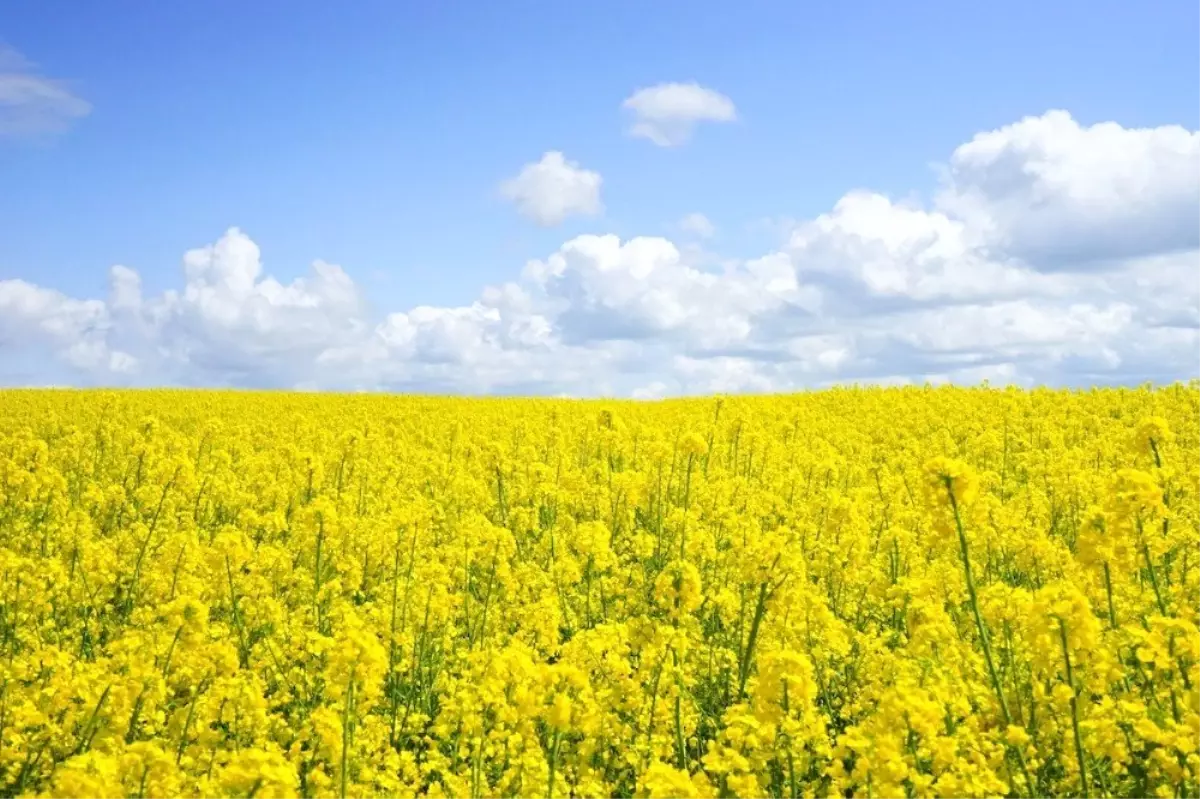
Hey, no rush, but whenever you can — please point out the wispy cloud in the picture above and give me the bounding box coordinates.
[678,212,716,239]
[0,45,91,140]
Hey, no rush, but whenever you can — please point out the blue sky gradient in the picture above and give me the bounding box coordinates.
[2,0,1198,394]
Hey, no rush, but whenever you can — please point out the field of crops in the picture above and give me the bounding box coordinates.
[0,386,1196,798]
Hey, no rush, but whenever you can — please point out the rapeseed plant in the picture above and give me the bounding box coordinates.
[0,385,1195,798]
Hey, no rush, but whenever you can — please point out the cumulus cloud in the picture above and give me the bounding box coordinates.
[500,151,603,226]
[937,110,1200,269]
[0,46,91,138]
[622,82,737,147]
[0,280,129,372]
[521,234,819,352]
[787,191,1068,308]
[2,111,1197,395]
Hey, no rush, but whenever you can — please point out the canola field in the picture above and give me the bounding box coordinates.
[0,386,1196,799]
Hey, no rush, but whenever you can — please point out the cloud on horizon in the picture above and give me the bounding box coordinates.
[2,110,1197,396]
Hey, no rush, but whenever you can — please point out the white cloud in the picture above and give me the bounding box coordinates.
[937,110,1200,269]
[2,111,1197,395]
[0,46,91,139]
[888,300,1134,353]
[0,280,111,369]
[622,82,736,147]
[500,151,603,226]
[109,265,142,310]
[673,355,776,395]
[788,191,1067,306]
[678,213,716,239]
[632,381,668,400]
[522,234,819,351]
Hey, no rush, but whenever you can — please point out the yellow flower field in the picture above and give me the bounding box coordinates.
[0,386,1196,799]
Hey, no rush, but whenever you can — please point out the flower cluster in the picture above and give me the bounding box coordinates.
[0,384,1196,798]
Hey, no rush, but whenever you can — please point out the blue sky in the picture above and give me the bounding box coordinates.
[2,0,1198,394]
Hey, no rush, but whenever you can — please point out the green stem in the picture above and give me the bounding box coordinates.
[783,681,797,799]
[314,514,326,629]
[1058,618,1089,799]
[680,454,694,559]
[946,480,1034,798]
[737,581,769,699]
[547,729,561,799]
[341,670,356,799]
[1140,535,1169,618]
[1103,562,1117,629]
[672,647,687,770]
